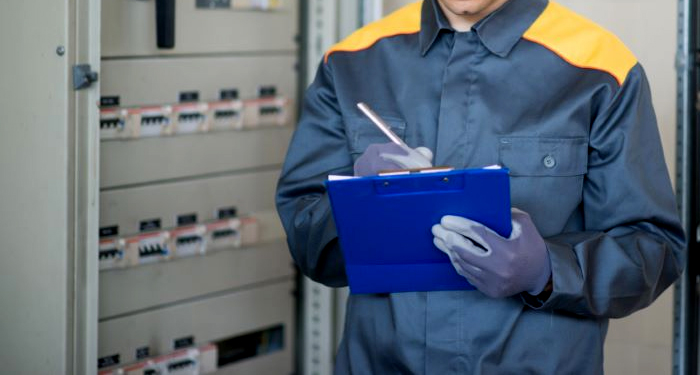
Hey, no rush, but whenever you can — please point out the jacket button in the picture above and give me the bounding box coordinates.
[543,155,556,168]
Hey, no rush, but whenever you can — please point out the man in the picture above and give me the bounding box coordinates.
[276,0,686,373]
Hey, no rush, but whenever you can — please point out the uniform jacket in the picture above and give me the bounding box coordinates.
[276,0,686,373]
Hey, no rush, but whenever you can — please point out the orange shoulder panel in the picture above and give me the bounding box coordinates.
[324,1,422,63]
[522,2,637,85]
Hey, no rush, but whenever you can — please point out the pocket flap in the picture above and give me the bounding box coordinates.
[499,137,588,177]
[344,115,407,155]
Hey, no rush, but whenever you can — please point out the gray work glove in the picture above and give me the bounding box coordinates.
[431,208,552,298]
[354,142,433,176]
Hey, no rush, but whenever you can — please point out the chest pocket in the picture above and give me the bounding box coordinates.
[498,136,588,237]
[344,115,407,158]
[499,137,588,176]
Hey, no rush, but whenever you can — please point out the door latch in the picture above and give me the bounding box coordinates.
[73,64,98,90]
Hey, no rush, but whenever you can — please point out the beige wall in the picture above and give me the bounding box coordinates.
[383,1,679,374]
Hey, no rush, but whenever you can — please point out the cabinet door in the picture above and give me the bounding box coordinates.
[0,1,100,374]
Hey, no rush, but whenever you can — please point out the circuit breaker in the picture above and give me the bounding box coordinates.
[96,1,298,373]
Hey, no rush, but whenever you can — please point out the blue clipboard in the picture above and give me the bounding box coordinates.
[326,168,512,294]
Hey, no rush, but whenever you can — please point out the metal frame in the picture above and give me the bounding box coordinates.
[298,2,381,374]
[71,0,101,373]
[360,0,383,26]
[300,2,340,373]
[674,0,699,373]
[298,1,369,374]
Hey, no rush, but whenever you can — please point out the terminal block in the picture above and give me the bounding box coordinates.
[125,231,171,266]
[240,0,281,10]
[99,108,130,140]
[99,345,216,375]
[240,216,261,246]
[170,224,207,258]
[243,96,288,128]
[164,359,198,375]
[198,345,217,374]
[104,358,159,375]
[100,358,160,375]
[154,348,200,375]
[173,102,210,134]
[205,218,241,251]
[99,238,127,270]
[102,361,160,375]
[208,100,244,131]
[129,106,174,138]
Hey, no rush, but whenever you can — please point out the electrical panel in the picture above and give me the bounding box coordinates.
[97,0,298,373]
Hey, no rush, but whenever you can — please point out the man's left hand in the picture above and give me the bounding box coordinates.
[432,208,552,298]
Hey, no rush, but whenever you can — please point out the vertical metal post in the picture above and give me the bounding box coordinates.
[360,0,383,25]
[675,0,699,373]
[70,0,101,373]
[300,2,349,374]
[298,1,379,373]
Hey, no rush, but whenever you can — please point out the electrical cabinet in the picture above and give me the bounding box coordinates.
[0,1,368,374]
[97,0,299,373]
[101,0,297,57]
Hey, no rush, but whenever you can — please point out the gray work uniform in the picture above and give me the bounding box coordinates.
[276,0,686,373]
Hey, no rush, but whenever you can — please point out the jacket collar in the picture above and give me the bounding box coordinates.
[420,0,549,57]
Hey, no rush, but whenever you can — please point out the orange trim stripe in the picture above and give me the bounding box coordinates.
[324,1,422,63]
[522,2,637,85]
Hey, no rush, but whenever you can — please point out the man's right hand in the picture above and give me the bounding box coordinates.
[353,142,433,176]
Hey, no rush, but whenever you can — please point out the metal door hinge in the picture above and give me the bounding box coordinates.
[73,64,98,90]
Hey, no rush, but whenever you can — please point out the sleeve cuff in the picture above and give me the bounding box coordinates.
[308,194,348,287]
[521,239,585,311]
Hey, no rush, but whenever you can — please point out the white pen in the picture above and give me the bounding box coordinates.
[356,102,414,154]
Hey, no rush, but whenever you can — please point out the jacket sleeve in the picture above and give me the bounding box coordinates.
[275,60,351,287]
[524,64,687,318]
